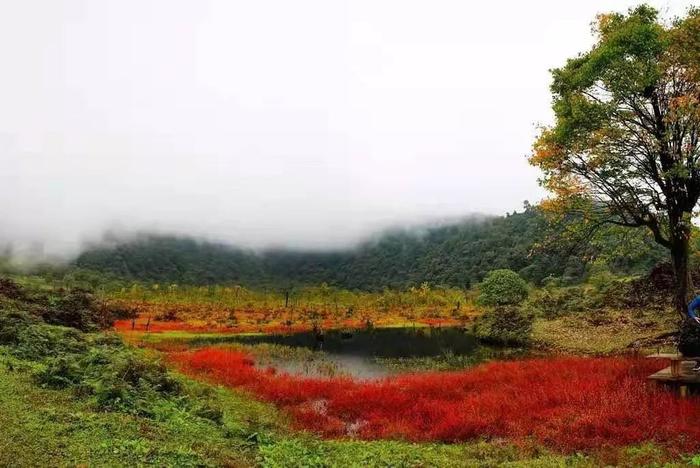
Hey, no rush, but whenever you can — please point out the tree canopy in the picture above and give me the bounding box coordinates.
[477,269,529,306]
[530,5,700,312]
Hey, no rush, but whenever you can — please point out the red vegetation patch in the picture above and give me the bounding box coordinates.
[170,349,700,452]
[111,298,469,337]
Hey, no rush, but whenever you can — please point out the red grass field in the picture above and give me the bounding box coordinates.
[170,348,700,452]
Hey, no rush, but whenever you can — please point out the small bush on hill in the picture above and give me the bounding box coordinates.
[473,305,534,346]
[0,309,38,345]
[525,285,599,319]
[0,277,134,332]
[42,288,118,331]
[588,265,617,291]
[35,356,84,389]
[91,351,181,416]
[15,324,88,359]
[477,270,529,306]
[619,262,698,310]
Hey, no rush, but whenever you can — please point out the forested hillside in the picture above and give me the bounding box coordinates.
[75,206,665,290]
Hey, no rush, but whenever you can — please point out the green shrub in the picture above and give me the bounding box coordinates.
[524,282,617,319]
[42,288,116,331]
[473,305,533,346]
[526,286,587,319]
[89,332,125,348]
[35,356,83,388]
[588,267,617,291]
[477,270,529,306]
[0,309,38,345]
[82,349,181,416]
[1,278,128,332]
[14,324,87,359]
[32,342,195,418]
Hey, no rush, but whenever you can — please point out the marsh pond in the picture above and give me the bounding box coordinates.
[190,326,525,379]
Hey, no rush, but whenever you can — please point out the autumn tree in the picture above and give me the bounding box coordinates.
[531,5,700,315]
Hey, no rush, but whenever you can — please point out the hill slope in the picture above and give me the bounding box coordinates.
[75,207,665,289]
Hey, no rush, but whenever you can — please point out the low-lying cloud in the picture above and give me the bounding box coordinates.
[1,0,693,258]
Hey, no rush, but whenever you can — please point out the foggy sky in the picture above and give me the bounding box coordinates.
[0,0,695,256]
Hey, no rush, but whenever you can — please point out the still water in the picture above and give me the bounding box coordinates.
[219,327,522,379]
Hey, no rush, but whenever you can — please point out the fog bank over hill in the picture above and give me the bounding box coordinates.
[73,207,666,290]
[1,211,494,262]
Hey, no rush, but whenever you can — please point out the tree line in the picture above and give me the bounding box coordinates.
[74,205,665,290]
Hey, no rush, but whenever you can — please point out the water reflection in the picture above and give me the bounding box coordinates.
[217,327,523,379]
[232,326,479,357]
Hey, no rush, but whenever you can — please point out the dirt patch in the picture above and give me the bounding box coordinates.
[618,262,700,309]
[0,278,25,300]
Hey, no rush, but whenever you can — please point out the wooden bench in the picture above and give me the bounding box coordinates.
[647,353,700,397]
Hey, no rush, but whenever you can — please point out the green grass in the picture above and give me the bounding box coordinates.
[531,308,677,354]
[132,331,276,343]
[0,360,254,467]
[374,348,528,373]
[257,438,596,468]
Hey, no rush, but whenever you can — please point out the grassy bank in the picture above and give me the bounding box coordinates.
[532,311,677,354]
[0,349,602,467]
[2,345,693,467]
[0,359,259,466]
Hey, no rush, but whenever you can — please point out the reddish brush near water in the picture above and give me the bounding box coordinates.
[170,349,700,452]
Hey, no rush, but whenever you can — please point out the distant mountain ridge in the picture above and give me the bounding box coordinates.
[74,207,664,290]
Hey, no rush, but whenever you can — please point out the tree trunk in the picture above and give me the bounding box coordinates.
[671,233,693,317]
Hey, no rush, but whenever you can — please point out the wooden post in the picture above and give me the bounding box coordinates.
[671,360,681,377]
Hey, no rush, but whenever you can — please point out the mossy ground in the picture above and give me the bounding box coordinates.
[531,309,677,355]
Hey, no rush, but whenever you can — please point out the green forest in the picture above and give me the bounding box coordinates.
[73,204,666,290]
